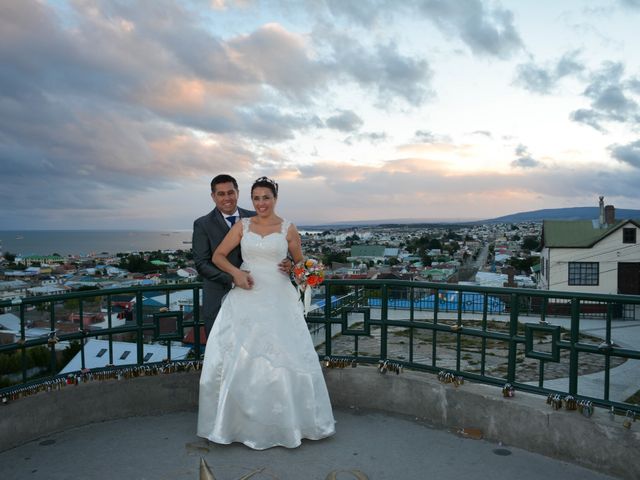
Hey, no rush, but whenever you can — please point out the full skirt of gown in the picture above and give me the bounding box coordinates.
[197,219,335,449]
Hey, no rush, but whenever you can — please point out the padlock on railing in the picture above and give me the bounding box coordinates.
[623,410,635,429]
[564,395,577,410]
[577,400,593,418]
[502,383,515,397]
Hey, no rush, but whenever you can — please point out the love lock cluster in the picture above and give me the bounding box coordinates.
[0,360,202,406]
[438,370,464,386]
[546,393,593,417]
[378,359,403,375]
[323,356,357,369]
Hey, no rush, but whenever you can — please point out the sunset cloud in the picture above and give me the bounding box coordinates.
[0,0,638,229]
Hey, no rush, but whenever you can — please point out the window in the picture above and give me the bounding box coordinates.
[143,352,153,362]
[119,350,131,360]
[568,262,599,286]
[623,228,636,244]
[96,348,107,358]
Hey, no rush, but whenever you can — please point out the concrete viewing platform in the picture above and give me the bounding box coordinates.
[1,367,638,479]
[0,408,620,480]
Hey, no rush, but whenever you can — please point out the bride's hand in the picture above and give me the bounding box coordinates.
[233,270,254,290]
[278,258,292,275]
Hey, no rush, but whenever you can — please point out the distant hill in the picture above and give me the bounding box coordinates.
[299,206,640,229]
[480,207,640,224]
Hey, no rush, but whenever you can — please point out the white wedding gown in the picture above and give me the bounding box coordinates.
[197,219,335,449]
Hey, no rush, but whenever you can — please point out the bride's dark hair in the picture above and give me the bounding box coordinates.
[251,176,278,198]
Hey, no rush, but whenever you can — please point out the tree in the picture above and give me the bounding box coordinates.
[29,346,50,368]
[59,341,82,368]
[522,236,540,251]
[3,251,16,262]
[418,248,433,266]
[118,254,162,273]
[507,256,539,274]
[321,251,348,267]
[427,238,442,250]
[446,230,462,241]
[406,235,431,253]
[446,241,460,253]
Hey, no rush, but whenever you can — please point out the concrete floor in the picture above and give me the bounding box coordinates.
[0,408,620,480]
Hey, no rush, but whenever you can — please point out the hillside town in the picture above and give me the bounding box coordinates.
[3,197,640,315]
[0,221,541,304]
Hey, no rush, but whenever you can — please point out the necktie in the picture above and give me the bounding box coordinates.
[227,215,237,226]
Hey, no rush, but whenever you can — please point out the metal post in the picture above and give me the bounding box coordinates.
[136,290,144,365]
[324,283,332,356]
[193,287,202,359]
[507,293,518,383]
[79,298,85,370]
[569,297,580,395]
[381,284,388,360]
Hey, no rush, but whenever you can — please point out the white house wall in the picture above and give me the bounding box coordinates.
[545,225,640,294]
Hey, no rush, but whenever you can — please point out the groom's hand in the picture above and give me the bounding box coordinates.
[233,270,254,290]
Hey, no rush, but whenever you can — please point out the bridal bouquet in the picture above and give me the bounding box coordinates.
[293,258,325,314]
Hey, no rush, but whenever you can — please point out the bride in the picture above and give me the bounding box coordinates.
[197,176,336,449]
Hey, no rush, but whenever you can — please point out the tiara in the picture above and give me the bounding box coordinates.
[253,176,278,192]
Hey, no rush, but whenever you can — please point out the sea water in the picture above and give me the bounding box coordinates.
[0,230,193,256]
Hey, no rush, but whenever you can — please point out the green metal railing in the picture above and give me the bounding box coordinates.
[0,285,203,394]
[310,279,640,415]
[1,280,639,414]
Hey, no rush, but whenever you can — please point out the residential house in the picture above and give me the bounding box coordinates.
[540,198,640,298]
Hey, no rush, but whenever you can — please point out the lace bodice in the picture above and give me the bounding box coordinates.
[240,218,290,268]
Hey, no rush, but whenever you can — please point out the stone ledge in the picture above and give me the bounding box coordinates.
[1,366,637,479]
[0,372,200,452]
[324,366,639,480]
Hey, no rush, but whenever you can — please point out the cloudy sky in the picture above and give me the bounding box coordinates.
[1,0,640,229]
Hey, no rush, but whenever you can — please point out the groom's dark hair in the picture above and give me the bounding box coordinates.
[211,174,239,192]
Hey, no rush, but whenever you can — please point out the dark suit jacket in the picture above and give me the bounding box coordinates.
[192,207,255,335]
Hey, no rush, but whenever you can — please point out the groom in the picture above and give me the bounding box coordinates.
[193,174,292,337]
[192,174,255,336]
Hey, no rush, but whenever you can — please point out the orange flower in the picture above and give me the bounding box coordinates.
[307,275,322,287]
